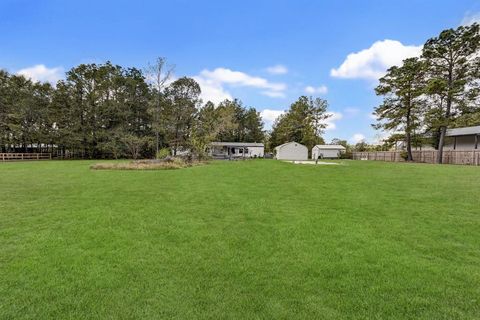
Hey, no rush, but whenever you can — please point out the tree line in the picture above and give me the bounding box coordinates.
[7,24,472,161]
[0,60,271,159]
[373,23,480,163]
[0,57,334,159]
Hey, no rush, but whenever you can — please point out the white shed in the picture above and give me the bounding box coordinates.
[312,145,346,159]
[274,141,308,160]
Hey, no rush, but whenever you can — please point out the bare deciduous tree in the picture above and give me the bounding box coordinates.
[145,57,175,155]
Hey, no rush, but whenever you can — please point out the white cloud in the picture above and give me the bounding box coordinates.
[16,64,63,84]
[193,76,233,104]
[262,91,286,98]
[330,40,422,80]
[351,133,366,143]
[325,111,343,131]
[260,109,285,127]
[344,107,360,116]
[194,67,287,103]
[462,12,480,25]
[199,68,286,91]
[266,64,288,75]
[372,131,391,145]
[304,85,328,95]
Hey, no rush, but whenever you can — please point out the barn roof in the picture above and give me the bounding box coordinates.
[446,126,480,137]
[274,141,305,150]
[313,144,346,150]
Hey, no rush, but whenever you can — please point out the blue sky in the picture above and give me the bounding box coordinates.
[1,0,479,143]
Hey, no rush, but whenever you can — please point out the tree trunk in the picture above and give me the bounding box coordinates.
[405,106,413,161]
[437,62,454,164]
[437,97,452,164]
[406,131,413,161]
[437,125,447,164]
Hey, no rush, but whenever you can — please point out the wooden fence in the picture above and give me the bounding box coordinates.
[1,153,52,162]
[352,150,480,166]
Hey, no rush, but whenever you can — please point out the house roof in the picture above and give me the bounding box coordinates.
[313,144,346,150]
[210,142,264,147]
[446,126,480,137]
[274,141,305,150]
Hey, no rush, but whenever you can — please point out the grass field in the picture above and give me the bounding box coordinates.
[1,160,479,319]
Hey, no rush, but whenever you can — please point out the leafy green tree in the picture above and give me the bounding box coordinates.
[242,107,265,142]
[374,57,426,161]
[212,99,264,143]
[163,77,201,155]
[0,70,10,152]
[3,74,50,152]
[270,96,329,151]
[422,23,480,163]
[0,62,267,160]
[353,141,369,152]
[215,99,243,142]
[189,102,219,159]
[63,62,153,158]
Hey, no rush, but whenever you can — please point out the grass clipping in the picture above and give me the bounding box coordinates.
[91,158,205,171]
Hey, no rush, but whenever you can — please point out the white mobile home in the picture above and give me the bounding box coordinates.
[209,142,264,159]
[274,142,308,160]
[312,145,346,159]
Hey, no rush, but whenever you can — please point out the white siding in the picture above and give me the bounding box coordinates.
[312,148,341,159]
[275,142,308,160]
[209,143,265,158]
[247,146,264,157]
[312,145,345,159]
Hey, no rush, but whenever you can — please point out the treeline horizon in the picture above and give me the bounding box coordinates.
[0,58,333,159]
[2,23,479,161]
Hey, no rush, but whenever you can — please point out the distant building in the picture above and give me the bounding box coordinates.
[396,125,480,151]
[274,141,308,160]
[312,145,346,159]
[208,142,264,159]
[444,126,480,150]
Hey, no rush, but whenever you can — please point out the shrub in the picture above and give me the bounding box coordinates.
[340,151,352,159]
[400,151,409,160]
[90,158,207,171]
[156,148,171,160]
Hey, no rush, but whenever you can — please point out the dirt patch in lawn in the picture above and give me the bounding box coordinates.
[91,158,207,170]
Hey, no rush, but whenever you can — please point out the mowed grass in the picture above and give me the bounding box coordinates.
[1,160,479,319]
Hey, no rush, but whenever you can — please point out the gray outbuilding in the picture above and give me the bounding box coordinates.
[274,141,308,160]
[312,144,346,159]
[444,126,480,150]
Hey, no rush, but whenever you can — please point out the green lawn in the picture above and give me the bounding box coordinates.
[1,160,479,319]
